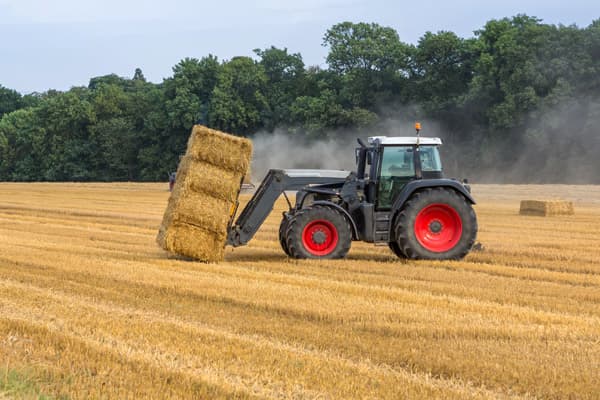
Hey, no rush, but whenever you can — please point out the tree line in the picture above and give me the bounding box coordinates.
[1,15,599,183]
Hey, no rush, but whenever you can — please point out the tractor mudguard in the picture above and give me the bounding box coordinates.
[391,179,476,213]
[311,200,360,240]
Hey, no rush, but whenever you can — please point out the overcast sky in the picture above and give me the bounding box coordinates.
[1,0,597,93]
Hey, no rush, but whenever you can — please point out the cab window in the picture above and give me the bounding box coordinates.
[380,146,414,177]
[377,146,415,209]
[419,146,442,172]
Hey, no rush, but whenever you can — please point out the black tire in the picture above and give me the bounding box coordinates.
[279,215,292,256]
[394,188,477,260]
[388,241,407,258]
[286,205,352,259]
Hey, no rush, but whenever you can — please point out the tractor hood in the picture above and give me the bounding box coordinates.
[281,169,351,179]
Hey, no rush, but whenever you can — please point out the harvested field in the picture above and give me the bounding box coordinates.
[0,183,599,399]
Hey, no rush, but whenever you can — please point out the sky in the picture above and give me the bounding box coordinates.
[0,0,598,94]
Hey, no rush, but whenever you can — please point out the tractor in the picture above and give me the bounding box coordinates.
[226,124,477,260]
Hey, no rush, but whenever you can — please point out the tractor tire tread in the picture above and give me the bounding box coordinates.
[278,214,292,256]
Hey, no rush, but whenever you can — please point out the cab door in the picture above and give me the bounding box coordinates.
[376,146,415,209]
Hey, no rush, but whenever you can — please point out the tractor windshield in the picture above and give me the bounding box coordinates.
[380,146,415,177]
[376,145,443,209]
[377,146,416,209]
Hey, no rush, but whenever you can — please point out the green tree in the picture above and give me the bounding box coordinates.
[38,88,96,180]
[133,67,146,82]
[464,15,560,130]
[128,81,171,181]
[209,57,269,135]
[254,46,305,130]
[0,108,46,180]
[88,83,140,180]
[413,32,476,115]
[88,74,130,91]
[165,56,221,127]
[0,85,22,119]
[291,89,376,137]
[323,22,411,108]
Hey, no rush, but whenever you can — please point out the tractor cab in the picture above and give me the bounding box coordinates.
[356,135,443,209]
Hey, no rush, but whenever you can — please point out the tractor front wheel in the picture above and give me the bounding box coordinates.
[279,215,292,256]
[286,206,351,259]
[394,188,477,260]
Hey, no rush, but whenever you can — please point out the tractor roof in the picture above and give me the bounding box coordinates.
[368,136,442,146]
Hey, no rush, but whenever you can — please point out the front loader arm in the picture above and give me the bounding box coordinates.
[226,169,348,247]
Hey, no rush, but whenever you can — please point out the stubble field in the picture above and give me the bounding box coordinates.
[0,183,599,399]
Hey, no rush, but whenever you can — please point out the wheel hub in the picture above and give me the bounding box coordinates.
[301,219,339,256]
[312,230,327,244]
[414,203,463,253]
[429,220,442,234]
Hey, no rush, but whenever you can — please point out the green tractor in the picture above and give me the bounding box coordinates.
[227,125,477,260]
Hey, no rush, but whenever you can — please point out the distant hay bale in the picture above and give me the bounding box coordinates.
[157,125,252,262]
[519,200,574,216]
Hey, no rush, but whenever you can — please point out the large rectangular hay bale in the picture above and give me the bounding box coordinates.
[177,156,242,202]
[157,125,252,262]
[186,125,253,174]
[167,191,232,235]
[519,200,574,216]
[158,222,225,262]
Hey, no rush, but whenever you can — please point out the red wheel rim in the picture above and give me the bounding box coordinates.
[302,219,338,256]
[414,203,462,252]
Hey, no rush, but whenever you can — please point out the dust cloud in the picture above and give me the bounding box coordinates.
[449,96,600,184]
[249,97,600,184]
[250,131,357,181]
[249,118,448,182]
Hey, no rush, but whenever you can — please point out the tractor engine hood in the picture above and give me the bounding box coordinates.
[280,169,351,179]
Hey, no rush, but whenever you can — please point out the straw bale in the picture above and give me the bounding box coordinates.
[243,168,252,184]
[519,200,574,216]
[157,125,252,262]
[176,156,242,202]
[158,222,225,263]
[186,125,253,174]
[157,180,234,261]
[170,191,232,235]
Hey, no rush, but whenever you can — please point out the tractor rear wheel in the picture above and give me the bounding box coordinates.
[394,188,477,260]
[286,206,351,259]
[279,215,292,256]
